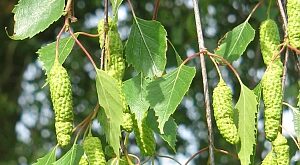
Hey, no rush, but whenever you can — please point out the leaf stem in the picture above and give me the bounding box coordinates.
[55,24,67,61]
[214,148,239,159]
[206,52,243,85]
[152,0,160,20]
[69,29,97,69]
[210,57,222,79]
[184,147,208,165]
[245,1,263,22]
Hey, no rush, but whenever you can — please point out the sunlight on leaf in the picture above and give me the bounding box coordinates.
[32,147,56,165]
[53,144,83,165]
[147,65,196,133]
[236,84,258,165]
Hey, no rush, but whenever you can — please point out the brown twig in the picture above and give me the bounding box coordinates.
[277,0,288,36]
[287,45,300,55]
[156,154,182,165]
[152,0,160,20]
[69,29,97,69]
[55,23,67,60]
[184,147,209,165]
[206,52,243,88]
[76,32,99,38]
[192,2,215,163]
[101,0,109,70]
[73,104,100,132]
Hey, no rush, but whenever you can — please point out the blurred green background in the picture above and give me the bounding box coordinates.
[0,0,299,164]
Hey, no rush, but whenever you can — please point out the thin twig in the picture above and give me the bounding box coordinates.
[76,32,99,38]
[277,0,288,36]
[287,45,300,55]
[282,48,289,92]
[184,147,209,165]
[192,1,214,164]
[156,154,182,165]
[152,0,160,20]
[55,24,67,60]
[281,125,300,150]
[214,148,239,159]
[207,52,243,84]
[101,0,109,70]
[276,0,290,94]
[69,29,97,69]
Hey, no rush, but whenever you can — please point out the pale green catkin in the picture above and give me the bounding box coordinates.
[212,78,239,144]
[287,0,300,48]
[48,60,74,147]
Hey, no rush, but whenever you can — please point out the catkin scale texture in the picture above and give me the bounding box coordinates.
[48,60,74,147]
[98,18,125,81]
[132,115,156,156]
[259,19,282,66]
[262,63,283,141]
[83,136,106,165]
[212,79,239,144]
[272,133,290,165]
[287,0,300,48]
[261,151,278,165]
[121,113,133,132]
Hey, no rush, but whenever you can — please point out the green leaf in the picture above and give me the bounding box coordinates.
[125,18,167,77]
[95,69,123,156]
[32,147,56,165]
[109,0,123,17]
[53,144,83,165]
[37,35,77,75]
[146,110,177,152]
[10,0,65,40]
[122,74,150,123]
[168,39,183,66]
[147,65,196,133]
[235,84,258,165]
[215,22,255,62]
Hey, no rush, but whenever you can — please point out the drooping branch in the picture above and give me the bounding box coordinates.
[192,0,214,164]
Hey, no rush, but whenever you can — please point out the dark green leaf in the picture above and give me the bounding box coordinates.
[146,110,177,152]
[37,35,77,75]
[53,144,83,165]
[95,69,123,156]
[215,22,255,62]
[122,74,150,123]
[11,0,65,40]
[236,84,258,165]
[32,147,56,165]
[125,18,167,77]
[147,65,196,133]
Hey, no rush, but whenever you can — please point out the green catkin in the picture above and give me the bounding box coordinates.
[97,18,125,82]
[272,133,290,165]
[287,0,300,48]
[212,78,239,144]
[48,60,74,147]
[259,19,282,67]
[83,136,106,165]
[79,154,89,165]
[261,150,277,165]
[121,113,133,132]
[132,114,156,156]
[262,63,283,141]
